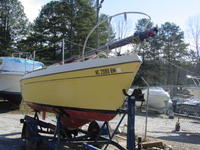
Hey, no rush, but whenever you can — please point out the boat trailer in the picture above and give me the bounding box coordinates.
[20,89,144,150]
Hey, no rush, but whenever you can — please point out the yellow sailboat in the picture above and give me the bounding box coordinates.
[21,55,141,112]
[21,55,141,129]
[21,32,157,129]
[21,12,157,129]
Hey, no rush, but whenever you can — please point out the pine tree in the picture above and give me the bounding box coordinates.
[20,0,112,64]
[0,0,29,56]
[134,20,189,86]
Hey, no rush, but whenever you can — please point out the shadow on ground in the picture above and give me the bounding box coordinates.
[0,132,69,150]
[0,132,25,150]
[149,130,200,145]
[0,101,19,113]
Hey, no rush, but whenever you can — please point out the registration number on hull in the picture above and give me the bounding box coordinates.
[95,68,122,76]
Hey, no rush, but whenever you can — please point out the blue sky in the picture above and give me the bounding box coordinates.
[19,0,200,32]
[100,0,200,31]
[19,0,50,21]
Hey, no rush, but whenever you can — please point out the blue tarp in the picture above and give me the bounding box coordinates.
[0,57,44,73]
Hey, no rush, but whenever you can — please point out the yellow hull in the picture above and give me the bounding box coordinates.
[21,57,141,112]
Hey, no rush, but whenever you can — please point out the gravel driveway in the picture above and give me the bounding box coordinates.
[0,102,199,150]
[109,113,200,150]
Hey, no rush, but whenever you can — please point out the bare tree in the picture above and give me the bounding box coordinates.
[187,15,200,59]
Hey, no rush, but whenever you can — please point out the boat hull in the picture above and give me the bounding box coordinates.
[21,55,141,129]
[142,90,170,109]
[0,57,44,105]
[128,87,171,112]
[28,103,116,129]
[0,72,24,104]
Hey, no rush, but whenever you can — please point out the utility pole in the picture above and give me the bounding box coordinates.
[61,0,74,57]
[69,0,74,57]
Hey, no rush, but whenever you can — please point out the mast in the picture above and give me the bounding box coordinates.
[65,27,158,62]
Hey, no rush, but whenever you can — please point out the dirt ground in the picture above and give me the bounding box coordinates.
[110,114,200,150]
[0,101,200,150]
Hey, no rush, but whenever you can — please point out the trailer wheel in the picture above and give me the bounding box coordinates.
[87,121,109,148]
[87,121,101,139]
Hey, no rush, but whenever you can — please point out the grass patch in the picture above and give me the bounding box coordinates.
[19,103,34,114]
